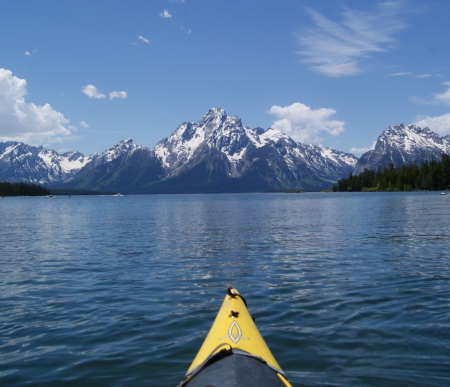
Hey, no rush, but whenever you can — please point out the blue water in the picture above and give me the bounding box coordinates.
[1,192,449,386]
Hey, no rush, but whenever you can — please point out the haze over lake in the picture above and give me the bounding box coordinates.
[1,192,449,386]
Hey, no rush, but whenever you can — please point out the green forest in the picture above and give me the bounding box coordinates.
[334,154,450,192]
[0,182,51,197]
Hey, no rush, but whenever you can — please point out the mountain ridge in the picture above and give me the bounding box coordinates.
[60,108,357,193]
[0,139,136,185]
[3,109,450,193]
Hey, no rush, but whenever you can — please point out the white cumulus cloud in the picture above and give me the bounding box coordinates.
[296,1,406,77]
[109,91,127,100]
[268,102,345,144]
[160,9,172,19]
[413,113,450,136]
[0,68,72,144]
[81,84,105,99]
[80,121,89,128]
[138,35,150,43]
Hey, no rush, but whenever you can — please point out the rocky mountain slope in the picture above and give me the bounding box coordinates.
[0,139,136,185]
[356,124,450,173]
[62,108,358,193]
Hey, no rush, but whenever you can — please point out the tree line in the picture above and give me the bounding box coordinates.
[333,154,450,192]
[0,182,51,197]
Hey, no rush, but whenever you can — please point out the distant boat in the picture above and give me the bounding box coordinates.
[44,195,53,198]
[440,192,446,195]
[113,193,124,196]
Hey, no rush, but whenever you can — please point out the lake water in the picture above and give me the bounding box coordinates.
[1,192,449,386]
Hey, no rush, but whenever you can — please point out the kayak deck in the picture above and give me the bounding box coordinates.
[179,288,291,387]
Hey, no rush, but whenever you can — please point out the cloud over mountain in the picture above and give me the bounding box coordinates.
[269,102,345,145]
[414,113,450,136]
[0,68,72,145]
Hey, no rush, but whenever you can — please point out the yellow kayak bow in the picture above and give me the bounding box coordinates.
[178,288,292,387]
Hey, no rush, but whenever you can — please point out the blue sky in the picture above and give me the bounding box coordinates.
[1,0,450,156]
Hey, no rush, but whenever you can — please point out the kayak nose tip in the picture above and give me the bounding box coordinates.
[227,287,239,296]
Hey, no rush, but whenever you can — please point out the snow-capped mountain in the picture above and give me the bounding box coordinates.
[65,108,357,193]
[0,139,136,185]
[152,108,357,190]
[356,124,450,173]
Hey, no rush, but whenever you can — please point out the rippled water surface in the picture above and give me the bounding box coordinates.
[1,192,449,386]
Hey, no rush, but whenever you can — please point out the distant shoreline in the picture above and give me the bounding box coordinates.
[49,188,117,196]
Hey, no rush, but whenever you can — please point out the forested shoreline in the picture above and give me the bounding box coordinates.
[334,154,450,192]
[0,182,51,197]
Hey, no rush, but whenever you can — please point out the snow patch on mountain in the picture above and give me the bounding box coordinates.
[38,150,92,173]
[320,147,358,167]
[260,128,290,145]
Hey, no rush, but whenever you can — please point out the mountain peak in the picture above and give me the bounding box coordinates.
[205,107,226,117]
[115,138,134,146]
[383,124,422,135]
[150,108,357,189]
[198,108,229,126]
[356,124,450,172]
[96,139,136,164]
